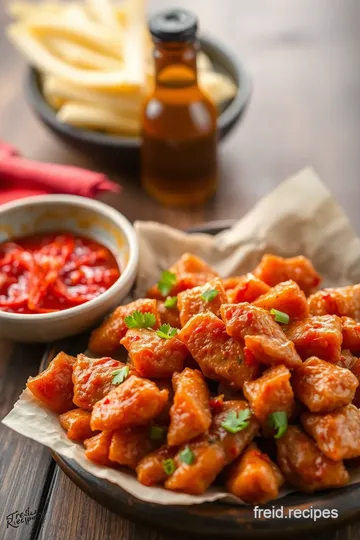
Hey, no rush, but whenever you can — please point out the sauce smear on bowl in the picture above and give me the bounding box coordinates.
[0,232,120,314]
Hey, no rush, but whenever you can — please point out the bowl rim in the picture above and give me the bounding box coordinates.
[26,33,252,149]
[0,194,139,321]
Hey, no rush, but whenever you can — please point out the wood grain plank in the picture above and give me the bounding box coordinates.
[37,467,165,540]
[2,0,360,538]
[0,341,51,540]
[2,0,360,230]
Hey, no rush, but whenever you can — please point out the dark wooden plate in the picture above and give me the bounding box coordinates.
[52,221,360,537]
[26,36,252,166]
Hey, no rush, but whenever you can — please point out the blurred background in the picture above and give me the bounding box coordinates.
[1,0,360,228]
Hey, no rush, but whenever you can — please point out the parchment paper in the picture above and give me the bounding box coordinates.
[3,167,360,506]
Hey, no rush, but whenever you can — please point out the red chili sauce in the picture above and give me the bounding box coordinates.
[0,232,120,314]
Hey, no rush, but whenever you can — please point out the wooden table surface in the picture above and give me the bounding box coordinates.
[1,0,360,539]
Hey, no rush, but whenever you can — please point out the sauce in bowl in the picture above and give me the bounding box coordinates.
[0,232,120,314]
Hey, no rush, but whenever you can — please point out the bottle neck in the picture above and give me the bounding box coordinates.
[153,40,198,89]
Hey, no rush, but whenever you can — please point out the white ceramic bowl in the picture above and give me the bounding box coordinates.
[0,195,139,342]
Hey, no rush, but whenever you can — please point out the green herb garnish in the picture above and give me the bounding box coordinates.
[221,409,251,434]
[158,270,177,296]
[163,458,176,475]
[112,366,129,385]
[124,311,156,329]
[156,323,178,340]
[270,309,290,324]
[150,425,166,440]
[179,446,195,465]
[200,289,219,302]
[268,411,288,439]
[164,296,178,309]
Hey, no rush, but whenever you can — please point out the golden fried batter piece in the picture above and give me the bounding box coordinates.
[27,352,76,414]
[136,445,178,486]
[147,253,218,300]
[221,303,301,369]
[222,276,245,291]
[154,379,174,425]
[59,408,94,441]
[285,315,343,363]
[90,374,168,431]
[338,349,359,369]
[121,329,188,378]
[178,311,259,389]
[308,285,360,321]
[170,253,218,276]
[157,300,181,328]
[167,369,211,446]
[341,316,360,349]
[276,426,349,492]
[292,357,359,413]
[72,354,128,411]
[109,427,153,469]
[226,443,284,504]
[210,400,260,464]
[89,298,161,356]
[253,280,309,319]
[165,437,226,495]
[227,273,270,304]
[178,277,227,326]
[301,404,360,461]
[337,351,360,408]
[243,365,294,422]
[253,254,321,296]
[84,431,114,466]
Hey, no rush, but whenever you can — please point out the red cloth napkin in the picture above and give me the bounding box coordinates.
[0,140,120,204]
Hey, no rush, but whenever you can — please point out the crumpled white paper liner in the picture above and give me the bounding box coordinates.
[3,167,360,505]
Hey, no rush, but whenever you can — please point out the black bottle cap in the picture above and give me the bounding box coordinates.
[149,8,198,42]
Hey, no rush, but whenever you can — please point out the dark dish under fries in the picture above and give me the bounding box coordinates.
[26,253,360,504]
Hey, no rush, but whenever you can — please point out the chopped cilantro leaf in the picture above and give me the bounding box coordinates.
[179,446,195,465]
[124,311,156,329]
[268,411,288,439]
[156,323,178,339]
[221,409,251,434]
[163,458,176,475]
[200,289,219,302]
[112,366,129,385]
[150,425,166,440]
[270,309,290,324]
[158,271,177,297]
[164,296,178,309]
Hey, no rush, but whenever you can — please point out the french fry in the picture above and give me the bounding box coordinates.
[7,25,140,91]
[6,0,237,135]
[21,11,124,60]
[6,1,65,20]
[197,51,213,72]
[43,74,142,116]
[46,38,123,71]
[199,71,237,105]
[123,0,145,86]
[115,4,129,26]
[87,0,123,31]
[57,101,140,135]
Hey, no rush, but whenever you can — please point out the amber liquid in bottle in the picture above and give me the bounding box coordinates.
[142,37,218,206]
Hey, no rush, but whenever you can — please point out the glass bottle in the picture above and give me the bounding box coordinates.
[141,9,218,206]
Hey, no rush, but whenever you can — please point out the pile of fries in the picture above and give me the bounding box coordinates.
[7,0,237,137]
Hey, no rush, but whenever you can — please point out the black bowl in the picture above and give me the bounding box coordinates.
[47,218,360,539]
[25,35,252,165]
